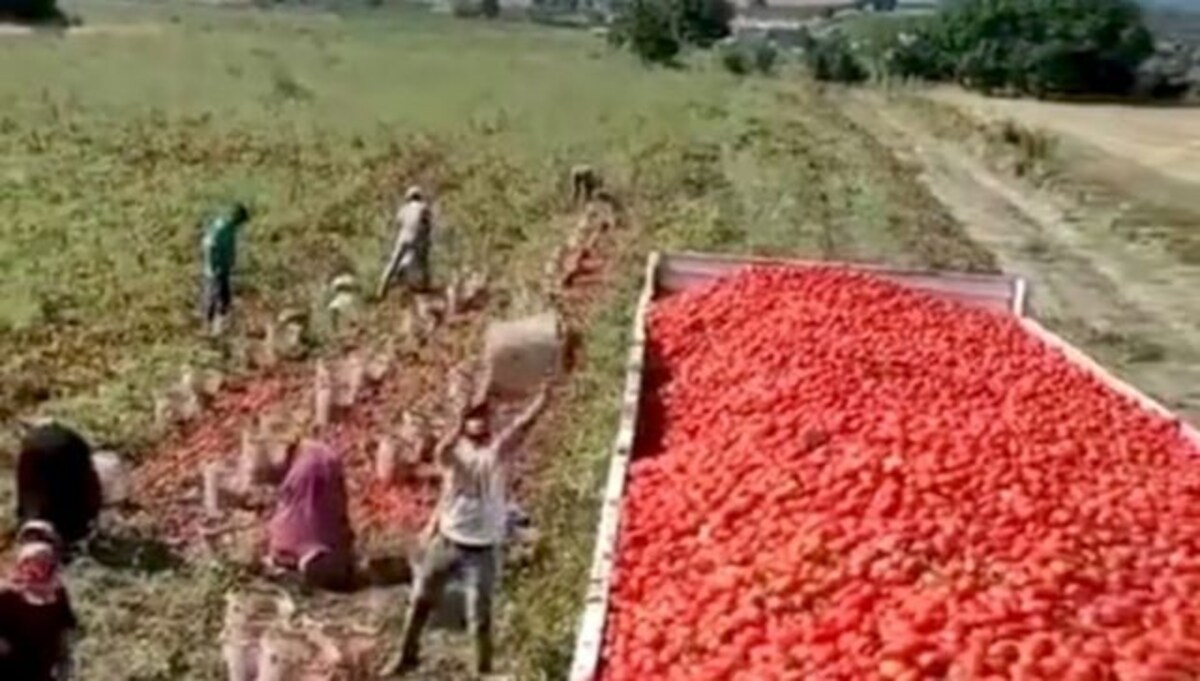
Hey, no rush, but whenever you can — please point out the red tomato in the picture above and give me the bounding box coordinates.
[598,268,1200,680]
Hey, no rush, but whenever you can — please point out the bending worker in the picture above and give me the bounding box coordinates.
[15,420,102,551]
[380,383,550,678]
[265,440,356,592]
[377,186,434,299]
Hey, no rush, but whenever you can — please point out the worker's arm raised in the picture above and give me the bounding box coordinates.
[495,384,550,457]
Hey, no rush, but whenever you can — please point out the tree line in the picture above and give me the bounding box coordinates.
[612,0,1191,101]
[1,0,68,24]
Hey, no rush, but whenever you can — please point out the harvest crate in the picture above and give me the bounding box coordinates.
[568,250,1200,681]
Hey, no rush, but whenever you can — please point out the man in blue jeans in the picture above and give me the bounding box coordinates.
[381,383,549,678]
[200,203,250,336]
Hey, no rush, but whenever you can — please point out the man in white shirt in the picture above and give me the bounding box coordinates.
[377,185,434,299]
[381,383,549,677]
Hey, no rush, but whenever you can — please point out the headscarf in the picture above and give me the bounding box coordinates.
[464,399,491,422]
[10,542,63,606]
[331,274,358,293]
[230,202,250,225]
[267,441,354,568]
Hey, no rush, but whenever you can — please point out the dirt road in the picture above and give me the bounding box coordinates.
[842,90,1200,422]
[929,88,1200,187]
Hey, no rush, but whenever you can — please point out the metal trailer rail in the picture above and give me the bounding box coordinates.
[568,251,1200,681]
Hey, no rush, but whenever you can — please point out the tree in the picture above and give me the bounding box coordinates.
[675,0,733,48]
[0,0,64,23]
[906,0,1156,97]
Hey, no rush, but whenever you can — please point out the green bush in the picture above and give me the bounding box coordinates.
[612,0,681,65]
[450,0,484,17]
[874,31,951,81]
[719,39,779,76]
[806,33,867,83]
[611,0,733,64]
[720,43,751,75]
[887,0,1155,98]
[449,0,500,18]
[675,0,733,48]
[752,40,779,74]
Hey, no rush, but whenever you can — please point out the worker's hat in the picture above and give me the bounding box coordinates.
[230,202,251,224]
[17,520,62,549]
[332,274,358,293]
[277,308,309,325]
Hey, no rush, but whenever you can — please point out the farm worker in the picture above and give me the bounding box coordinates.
[201,202,251,335]
[570,164,600,206]
[276,307,311,360]
[14,420,103,551]
[265,440,356,592]
[328,273,360,315]
[380,383,551,678]
[0,540,79,680]
[377,186,434,299]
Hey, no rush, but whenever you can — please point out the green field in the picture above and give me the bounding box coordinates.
[0,4,994,678]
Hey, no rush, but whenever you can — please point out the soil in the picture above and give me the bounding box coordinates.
[928,87,1200,187]
[843,89,1200,423]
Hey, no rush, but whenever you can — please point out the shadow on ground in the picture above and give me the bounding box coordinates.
[87,526,183,573]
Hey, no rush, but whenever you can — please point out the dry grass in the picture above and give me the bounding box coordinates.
[905,88,1200,268]
[929,87,1200,187]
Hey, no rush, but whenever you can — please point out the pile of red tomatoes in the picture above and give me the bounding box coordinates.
[600,267,1200,681]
